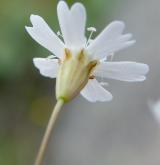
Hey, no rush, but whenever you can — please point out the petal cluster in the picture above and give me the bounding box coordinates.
[25,1,149,102]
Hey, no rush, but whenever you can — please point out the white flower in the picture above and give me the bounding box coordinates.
[25,1,149,102]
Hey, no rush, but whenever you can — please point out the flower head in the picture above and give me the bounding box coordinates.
[25,1,149,102]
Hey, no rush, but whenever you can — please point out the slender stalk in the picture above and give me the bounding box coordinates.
[34,99,64,165]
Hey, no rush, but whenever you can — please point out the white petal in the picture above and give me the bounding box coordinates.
[33,58,59,78]
[87,21,125,54]
[57,1,86,48]
[96,40,136,60]
[87,21,135,59]
[94,61,149,82]
[80,79,113,102]
[150,101,160,124]
[25,15,65,58]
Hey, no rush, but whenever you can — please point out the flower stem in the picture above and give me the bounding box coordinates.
[34,99,64,165]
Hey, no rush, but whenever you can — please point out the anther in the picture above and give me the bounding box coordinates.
[86,26,97,47]
[87,27,97,32]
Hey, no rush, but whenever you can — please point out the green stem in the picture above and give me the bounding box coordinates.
[34,99,64,165]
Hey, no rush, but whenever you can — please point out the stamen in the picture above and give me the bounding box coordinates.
[86,27,97,47]
[88,39,94,44]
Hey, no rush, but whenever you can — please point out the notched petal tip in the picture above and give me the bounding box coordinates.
[25,13,65,58]
[57,0,68,10]
[129,76,146,82]
[58,1,85,12]
[33,58,41,68]
[58,0,67,4]
[25,15,38,28]
[29,14,45,27]
[33,58,59,78]
[114,20,125,25]
[101,93,113,102]
[30,14,39,20]
[94,61,149,82]
[139,76,146,82]
[30,14,38,23]
[71,2,86,11]
[25,26,34,36]
[130,40,136,44]
[25,26,32,31]
[146,65,150,74]
[121,33,133,41]
[110,20,126,30]
[141,64,150,75]
[124,40,136,48]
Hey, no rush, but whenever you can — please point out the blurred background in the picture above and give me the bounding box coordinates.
[0,0,160,164]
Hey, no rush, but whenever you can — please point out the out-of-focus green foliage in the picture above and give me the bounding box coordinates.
[0,0,120,164]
